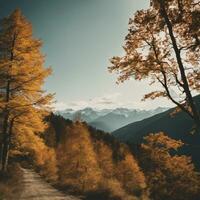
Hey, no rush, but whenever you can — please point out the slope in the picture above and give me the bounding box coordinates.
[89,107,167,132]
[112,95,200,167]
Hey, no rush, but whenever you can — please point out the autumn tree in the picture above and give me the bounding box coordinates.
[0,9,53,171]
[14,128,58,181]
[109,0,200,128]
[115,147,147,199]
[57,122,101,193]
[92,140,126,199]
[88,125,149,199]
[93,140,114,179]
[140,132,200,200]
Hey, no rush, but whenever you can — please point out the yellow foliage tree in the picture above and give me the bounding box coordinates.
[94,140,114,179]
[13,125,58,181]
[140,132,200,200]
[0,9,53,171]
[115,150,147,198]
[57,122,101,193]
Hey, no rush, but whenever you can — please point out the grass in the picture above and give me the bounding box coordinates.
[0,163,23,200]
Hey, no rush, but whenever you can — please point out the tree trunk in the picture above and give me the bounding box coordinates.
[0,79,11,171]
[1,138,10,172]
[0,32,15,171]
[159,0,200,130]
[1,119,13,172]
[0,112,9,171]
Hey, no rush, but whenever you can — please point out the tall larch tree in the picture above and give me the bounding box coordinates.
[0,9,53,171]
[115,149,147,198]
[109,0,200,129]
[57,122,101,193]
[94,140,114,179]
[14,128,58,181]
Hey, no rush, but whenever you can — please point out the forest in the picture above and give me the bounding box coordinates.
[0,0,200,200]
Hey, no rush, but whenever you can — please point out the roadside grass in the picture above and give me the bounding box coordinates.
[0,163,23,200]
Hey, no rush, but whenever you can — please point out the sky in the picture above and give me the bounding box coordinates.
[0,0,174,110]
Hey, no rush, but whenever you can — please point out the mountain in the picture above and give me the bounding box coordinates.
[89,107,168,132]
[56,107,111,123]
[112,95,200,168]
[57,107,168,132]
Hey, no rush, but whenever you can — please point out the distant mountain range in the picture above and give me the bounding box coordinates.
[56,107,168,132]
[112,95,200,168]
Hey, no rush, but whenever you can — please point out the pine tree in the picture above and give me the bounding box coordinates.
[0,9,52,171]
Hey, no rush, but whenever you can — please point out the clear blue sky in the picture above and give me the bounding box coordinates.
[0,0,173,110]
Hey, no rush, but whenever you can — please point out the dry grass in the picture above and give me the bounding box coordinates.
[83,178,139,200]
[0,163,23,200]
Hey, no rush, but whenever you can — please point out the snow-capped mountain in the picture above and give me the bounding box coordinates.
[56,107,168,132]
[56,107,111,123]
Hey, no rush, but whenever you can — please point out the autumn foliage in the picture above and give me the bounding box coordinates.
[1,6,200,200]
[54,121,147,199]
[44,115,200,200]
[109,0,200,127]
[0,9,53,171]
[139,132,200,200]
[57,122,101,192]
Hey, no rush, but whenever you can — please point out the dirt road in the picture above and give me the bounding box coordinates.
[19,168,80,200]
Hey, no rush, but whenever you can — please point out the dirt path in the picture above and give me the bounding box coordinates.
[19,168,81,200]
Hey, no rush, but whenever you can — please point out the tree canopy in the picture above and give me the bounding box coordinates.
[139,132,200,200]
[109,0,200,127]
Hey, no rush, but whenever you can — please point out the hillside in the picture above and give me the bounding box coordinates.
[47,113,128,149]
[44,114,148,199]
[112,95,200,167]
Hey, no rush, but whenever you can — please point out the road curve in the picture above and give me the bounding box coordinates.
[19,168,80,200]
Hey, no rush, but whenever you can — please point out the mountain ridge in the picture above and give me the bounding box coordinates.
[56,107,169,132]
[112,95,200,167]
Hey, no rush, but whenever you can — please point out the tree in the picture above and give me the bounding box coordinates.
[109,0,200,128]
[0,9,53,171]
[115,150,147,198]
[94,140,114,179]
[14,128,58,181]
[57,122,101,193]
[140,132,200,200]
